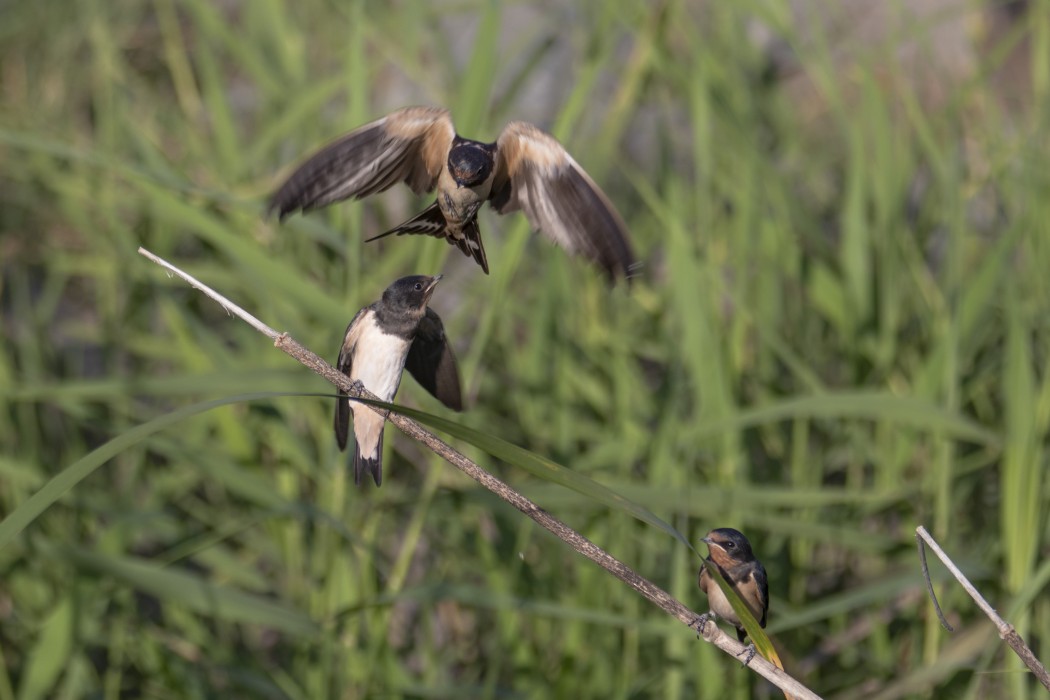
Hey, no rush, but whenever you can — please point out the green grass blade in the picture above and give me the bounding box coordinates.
[0,394,279,550]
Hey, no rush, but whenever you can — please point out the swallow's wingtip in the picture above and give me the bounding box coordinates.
[618,259,644,285]
[600,259,642,286]
[264,198,289,222]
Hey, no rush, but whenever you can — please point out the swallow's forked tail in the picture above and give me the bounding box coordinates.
[353,432,383,487]
[365,202,489,274]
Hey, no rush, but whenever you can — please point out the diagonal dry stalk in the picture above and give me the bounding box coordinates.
[916,526,1050,691]
[138,246,822,699]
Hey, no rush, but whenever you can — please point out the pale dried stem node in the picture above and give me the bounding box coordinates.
[916,525,1050,691]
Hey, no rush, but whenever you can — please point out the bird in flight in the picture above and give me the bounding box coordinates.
[269,106,637,280]
[335,274,462,486]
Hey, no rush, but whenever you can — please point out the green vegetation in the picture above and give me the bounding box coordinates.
[2,1,1048,697]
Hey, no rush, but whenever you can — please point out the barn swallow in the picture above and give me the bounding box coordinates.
[695,528,769,666]
[268,106,637,280]
[334,274,463,486]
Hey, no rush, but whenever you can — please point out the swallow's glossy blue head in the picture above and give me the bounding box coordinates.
[448,142,494,187]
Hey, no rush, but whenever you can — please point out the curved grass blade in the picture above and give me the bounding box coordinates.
[54,544,318,637]
[0,393,282,550]
[692,392,1000,447]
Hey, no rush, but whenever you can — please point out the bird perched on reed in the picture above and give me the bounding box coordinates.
[695,527,769,665]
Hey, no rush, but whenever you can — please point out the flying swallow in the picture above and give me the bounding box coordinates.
[268,106,637,280]
[334,274,462,486]
[695,527,769,666]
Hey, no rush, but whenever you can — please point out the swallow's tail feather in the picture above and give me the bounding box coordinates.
[450,217,488,273]
[353,432,383,487]
[365,202,489,274]
[366,202,447,242]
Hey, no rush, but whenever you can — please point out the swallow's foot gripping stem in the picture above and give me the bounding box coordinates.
[692,613,713,640]
[737,643,757,666]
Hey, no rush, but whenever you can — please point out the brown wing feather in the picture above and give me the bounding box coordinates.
[269,106,455,220]
[748,564,769,628]
[491,121,636,279]
[404,308,463,411]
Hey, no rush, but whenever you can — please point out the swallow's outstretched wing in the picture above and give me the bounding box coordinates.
[269,106,456,220]
[405,308,463,411]
[489,121,637,280]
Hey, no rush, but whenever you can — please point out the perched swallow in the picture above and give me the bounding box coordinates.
[334,274,462,486]
[269,106,636,279]
[695,527,769,666]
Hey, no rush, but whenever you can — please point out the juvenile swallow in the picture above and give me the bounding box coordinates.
[335,274,462,486]
[269,106,637,280]
[695,527,769,665]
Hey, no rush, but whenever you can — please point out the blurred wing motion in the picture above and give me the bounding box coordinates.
[269,106,456,219]
[269,107,638,281]
[490,121,637,279]
[404,308,463,411]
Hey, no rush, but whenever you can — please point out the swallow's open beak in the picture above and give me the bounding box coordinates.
[424,274,443,300]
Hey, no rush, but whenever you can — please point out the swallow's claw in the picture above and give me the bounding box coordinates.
[350,380,366,394]
[737,643,757,666]
[692,613,712,639]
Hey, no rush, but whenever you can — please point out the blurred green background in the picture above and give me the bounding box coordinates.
[2,0,1048,697]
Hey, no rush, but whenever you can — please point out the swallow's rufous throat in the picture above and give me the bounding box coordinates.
[695,527,769,666]
[268,106,637,280]
[335,275,462,486]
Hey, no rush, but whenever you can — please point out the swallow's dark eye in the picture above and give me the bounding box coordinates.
[414,283,423,291]
[725,542,735,548]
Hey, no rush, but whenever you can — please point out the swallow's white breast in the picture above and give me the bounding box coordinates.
[350,315,412,401]
[347,315,412,460]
